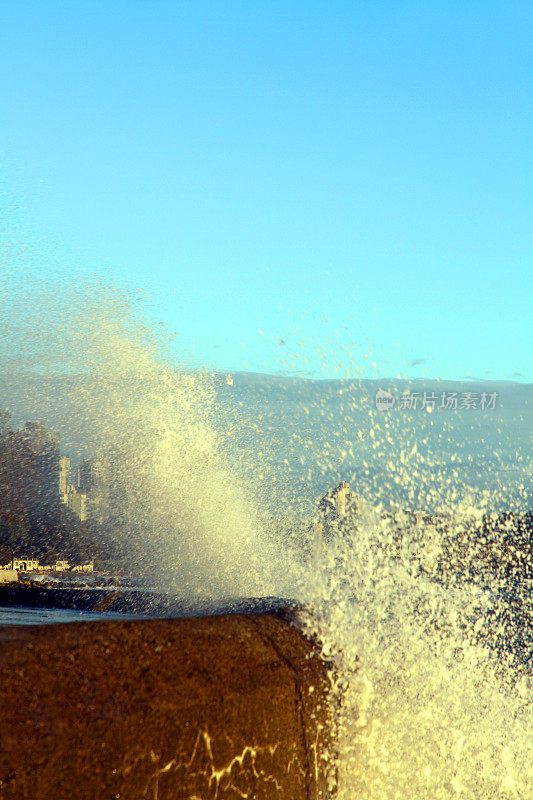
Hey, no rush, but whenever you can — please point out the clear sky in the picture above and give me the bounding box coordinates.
[1,1,532,380]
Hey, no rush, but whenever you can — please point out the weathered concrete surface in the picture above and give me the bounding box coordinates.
[0,613,335,799]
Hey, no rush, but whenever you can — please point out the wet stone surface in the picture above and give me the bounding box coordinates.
[0,612,335,800]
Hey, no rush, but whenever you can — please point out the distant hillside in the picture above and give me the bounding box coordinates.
[1,370,531,512]
[215,373,533,512]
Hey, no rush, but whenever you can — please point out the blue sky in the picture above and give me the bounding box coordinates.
[1,0,532,380]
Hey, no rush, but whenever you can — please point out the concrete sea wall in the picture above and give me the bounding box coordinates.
[0,613,335,799]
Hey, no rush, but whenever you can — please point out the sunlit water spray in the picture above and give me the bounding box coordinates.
[289,373,532,799]
[297,507,532,799]
[0,277,281,596]
[1,276,531,798]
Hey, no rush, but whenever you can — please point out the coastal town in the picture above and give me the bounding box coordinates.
[0,414,114,579]
[0,556,94,582]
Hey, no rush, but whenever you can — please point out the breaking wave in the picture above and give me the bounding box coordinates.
[1,275,531,798]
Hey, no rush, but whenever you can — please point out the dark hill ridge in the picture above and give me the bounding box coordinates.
[1,368,530,417]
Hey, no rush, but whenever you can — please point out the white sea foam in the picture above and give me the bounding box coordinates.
[297,510,532,799]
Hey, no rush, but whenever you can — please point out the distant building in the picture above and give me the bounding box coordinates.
[316,481,367,541]
[76,457,97,495]
[59,455,71,504]
[71,561,94,573]
[22,422,60,507]
[12,558,40,572]
[0,557,91,574]
[35,559,71,572]
[334,480,351,517]
[67,487,88,521]
[318,481,361,519]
